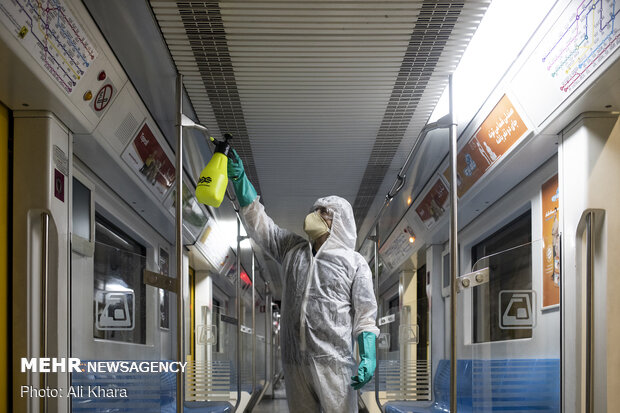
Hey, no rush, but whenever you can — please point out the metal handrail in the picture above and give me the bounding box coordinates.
[447,74,459,413]
[235,217,243,411]
[41,212,50,413]
[245,282,273,412]
[575,209,604,413]
[251,253,256,394]
[372,225,383,413]
[175,74,185,413]
[266,283,272,394]
[365,75,457,412]
[585,211,593,413]
[357,113,452,253]
[177,72,254,411]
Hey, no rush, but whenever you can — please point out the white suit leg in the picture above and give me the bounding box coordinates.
[283,363,320,413]
[309,360,357,413]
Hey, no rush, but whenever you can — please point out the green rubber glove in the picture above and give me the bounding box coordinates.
[227,148,257,207]
[350,331,376,390]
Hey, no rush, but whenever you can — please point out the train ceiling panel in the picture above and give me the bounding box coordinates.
[150,0,491,237]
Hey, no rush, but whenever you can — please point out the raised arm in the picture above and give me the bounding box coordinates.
[228,149,305,264]
[241,198,305,264]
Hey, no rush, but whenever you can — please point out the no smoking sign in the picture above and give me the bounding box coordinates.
[90,81,114,117]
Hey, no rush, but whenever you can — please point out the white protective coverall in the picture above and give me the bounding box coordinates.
[241,195,380,413]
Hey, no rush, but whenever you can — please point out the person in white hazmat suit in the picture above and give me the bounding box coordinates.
[227,149,380,413]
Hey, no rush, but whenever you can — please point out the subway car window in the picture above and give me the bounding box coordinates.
[416,265,428,361]
[471,211,532,343]
[213,298,222,353]
[72,177,91,240]
[442,252,450,297]
[93,213,147,344]
[387,295,400,353]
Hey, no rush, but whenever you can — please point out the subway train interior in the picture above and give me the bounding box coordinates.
[1,0,619,412]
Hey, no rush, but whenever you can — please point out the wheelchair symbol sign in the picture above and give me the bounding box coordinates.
[95,291,135,330]
[499,290,536,330]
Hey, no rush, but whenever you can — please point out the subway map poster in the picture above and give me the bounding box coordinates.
[0,0,97,95]
[513,0,619,126]
[543,0,619,94]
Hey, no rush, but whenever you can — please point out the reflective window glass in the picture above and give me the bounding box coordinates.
[93,213,147,344]
[471,211,532,343]
[387,295,400,353]
[72,178,91,240]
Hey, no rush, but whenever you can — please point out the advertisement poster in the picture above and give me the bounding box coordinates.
[542,174,560,308]
[378,219,417,272]
[446,137,492,197]
[197,217,235,276]
[415,179,449,228]
[122,123,176,200]
[166,179,209,239]
[444,95,529,197]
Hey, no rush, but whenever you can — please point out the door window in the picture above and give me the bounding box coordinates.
[93,213,147,344]
[471,211,532,343]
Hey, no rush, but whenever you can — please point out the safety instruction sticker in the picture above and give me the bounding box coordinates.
[95,290,135,331]
[89,81,114,116]
[499,290,536,330]
[0,0,98,94]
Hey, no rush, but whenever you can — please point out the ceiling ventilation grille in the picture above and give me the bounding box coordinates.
[151,0,262,195]
[352,0,489,225]
[150,0,490,234]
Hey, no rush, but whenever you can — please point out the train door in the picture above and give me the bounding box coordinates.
[456,156,562,412]
[12,112,71,413]
[70,160,175,411]
[0,103,9,413]
[560,113,620,412]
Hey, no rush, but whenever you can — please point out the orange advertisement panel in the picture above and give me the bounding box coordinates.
[444,95,529,197]
[443,137,492,196]
[415,179,449,228]
[541,174,560,308]
[474,94,528,162]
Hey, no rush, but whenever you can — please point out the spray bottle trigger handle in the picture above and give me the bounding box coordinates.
[227,147,238,160]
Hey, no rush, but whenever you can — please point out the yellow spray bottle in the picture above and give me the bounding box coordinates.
[196,133,233,207]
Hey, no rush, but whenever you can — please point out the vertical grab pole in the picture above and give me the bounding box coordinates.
[234,217,242,410]
[448,74,459,413]
[175,72,185,413]
[265,282,271,390]
[585,212,593,413]
[41,213,49,413]
[373,223,384,413]
[252,253,256,394]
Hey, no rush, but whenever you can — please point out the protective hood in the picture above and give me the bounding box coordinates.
[311,195,357,250]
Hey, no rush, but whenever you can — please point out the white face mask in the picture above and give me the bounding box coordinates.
[303,211,330,241]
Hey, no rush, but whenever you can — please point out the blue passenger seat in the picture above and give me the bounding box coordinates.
[384,359,560,413]
[184,401,233,412]
[71,361,178,412]
[71,360,233,412]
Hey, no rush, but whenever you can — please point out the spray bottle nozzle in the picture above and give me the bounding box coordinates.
[212,133,233,158]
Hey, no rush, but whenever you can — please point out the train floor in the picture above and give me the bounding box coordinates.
[254,380,289,413]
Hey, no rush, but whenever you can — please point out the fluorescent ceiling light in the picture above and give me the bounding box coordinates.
[429,0,556,125]
[217,219,248,251]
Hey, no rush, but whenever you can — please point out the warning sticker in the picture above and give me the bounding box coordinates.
[90,82,114,116]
